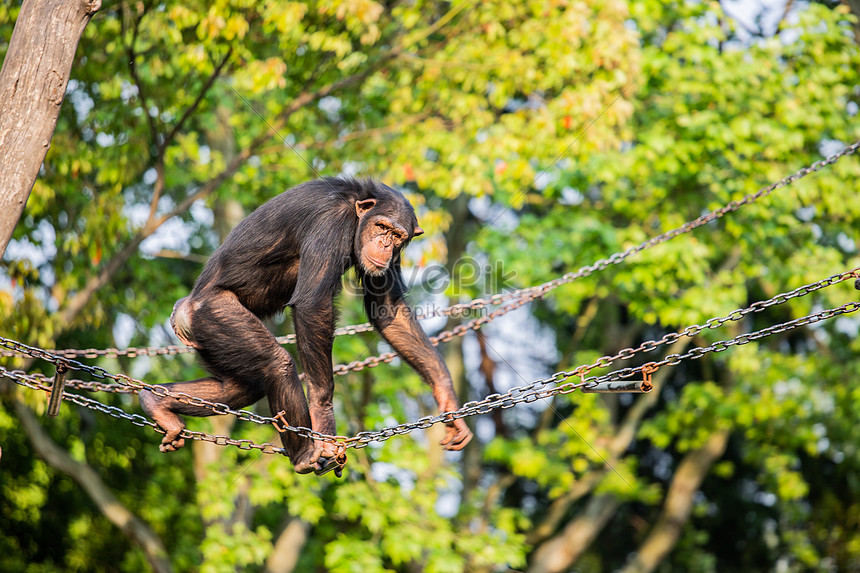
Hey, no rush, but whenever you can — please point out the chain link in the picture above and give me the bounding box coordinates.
[4,295,858,452]
[0,336,282,427]
[4,139,857,361]
[331,267,859,376]
[0,366,287,455]
[323,299,860,449]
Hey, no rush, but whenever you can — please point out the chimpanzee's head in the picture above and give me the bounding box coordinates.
[354,184,423,276]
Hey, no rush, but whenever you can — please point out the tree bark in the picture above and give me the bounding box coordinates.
[0,0,100,258]
[619,429,730,573]
[528,494,620,573]
[263,517,310,573]
[13,396,172,573]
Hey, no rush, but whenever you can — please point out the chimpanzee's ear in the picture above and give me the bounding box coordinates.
[413,226,425,237]
[355,199,377,219]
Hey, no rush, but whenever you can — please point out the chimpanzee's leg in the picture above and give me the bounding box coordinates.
[140,291,318,473]
[291,301,342,465]
[139,375,262,452]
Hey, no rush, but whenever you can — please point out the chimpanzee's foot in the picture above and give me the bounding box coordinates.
[314,439,341,461]
[291,442,346,476]
[159,429,186,452]
[291,448,319,474]
[311,438,346,476]
[140,389,187,452]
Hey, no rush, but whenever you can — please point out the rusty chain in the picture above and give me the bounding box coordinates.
[3,139,858,361]
[332,267,860,376]
[0,336,279,426]
[0,366,287,455]
[317,300,860,450]
[3,270,858,452]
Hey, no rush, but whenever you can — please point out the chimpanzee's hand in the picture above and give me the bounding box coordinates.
[440,418,472,451]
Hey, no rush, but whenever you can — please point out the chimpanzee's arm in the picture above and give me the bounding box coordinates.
[364,274,473,450]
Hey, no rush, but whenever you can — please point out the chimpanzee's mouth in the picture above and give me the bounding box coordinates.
[367,256,387,269]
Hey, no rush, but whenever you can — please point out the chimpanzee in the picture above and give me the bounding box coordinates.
[140,178,473,475]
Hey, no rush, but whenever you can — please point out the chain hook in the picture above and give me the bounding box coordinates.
[334,443,347,466]
[641,362,658,392]
[272,410,290,433]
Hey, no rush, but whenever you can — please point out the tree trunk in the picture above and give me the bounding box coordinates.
[527,494,619,573]
[263,517,310,573]
[619,429,730,573]
[0,0,100,257]
[846,0,860,44]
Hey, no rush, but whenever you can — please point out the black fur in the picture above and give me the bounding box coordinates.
[139,178,471,473]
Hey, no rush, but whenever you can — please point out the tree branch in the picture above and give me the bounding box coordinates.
[160,46,234,155]
[125,5,160,148]
[476,330,508,438]
[525,471,606,545]
[13,395,172,573]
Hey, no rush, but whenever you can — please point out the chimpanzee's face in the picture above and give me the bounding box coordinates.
[353,197,423,276]
[358,215,409,276]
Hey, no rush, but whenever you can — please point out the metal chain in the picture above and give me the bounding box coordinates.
[4,294,858,452]
[575,301,860,389]
[4,139,857,361]
[326,300,860,450]
[332,267,860,376]
[11,371,137,394]
[580,268,860,370]
[0,325,378,359]
[0,336,279,427]
[0,366,286,455]
[0,336,355,444]
[17,268,855,392]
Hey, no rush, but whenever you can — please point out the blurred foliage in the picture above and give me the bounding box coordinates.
[2,0,860,572]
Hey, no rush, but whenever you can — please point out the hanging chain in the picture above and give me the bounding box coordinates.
[3,139,857,361]
[332,267,860,376]
[324,300,860,450]
[0,336,278,426]
[4,295,858,452]
[0,325,381,359]
[0,366,286,455]
[2,269,857,448]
